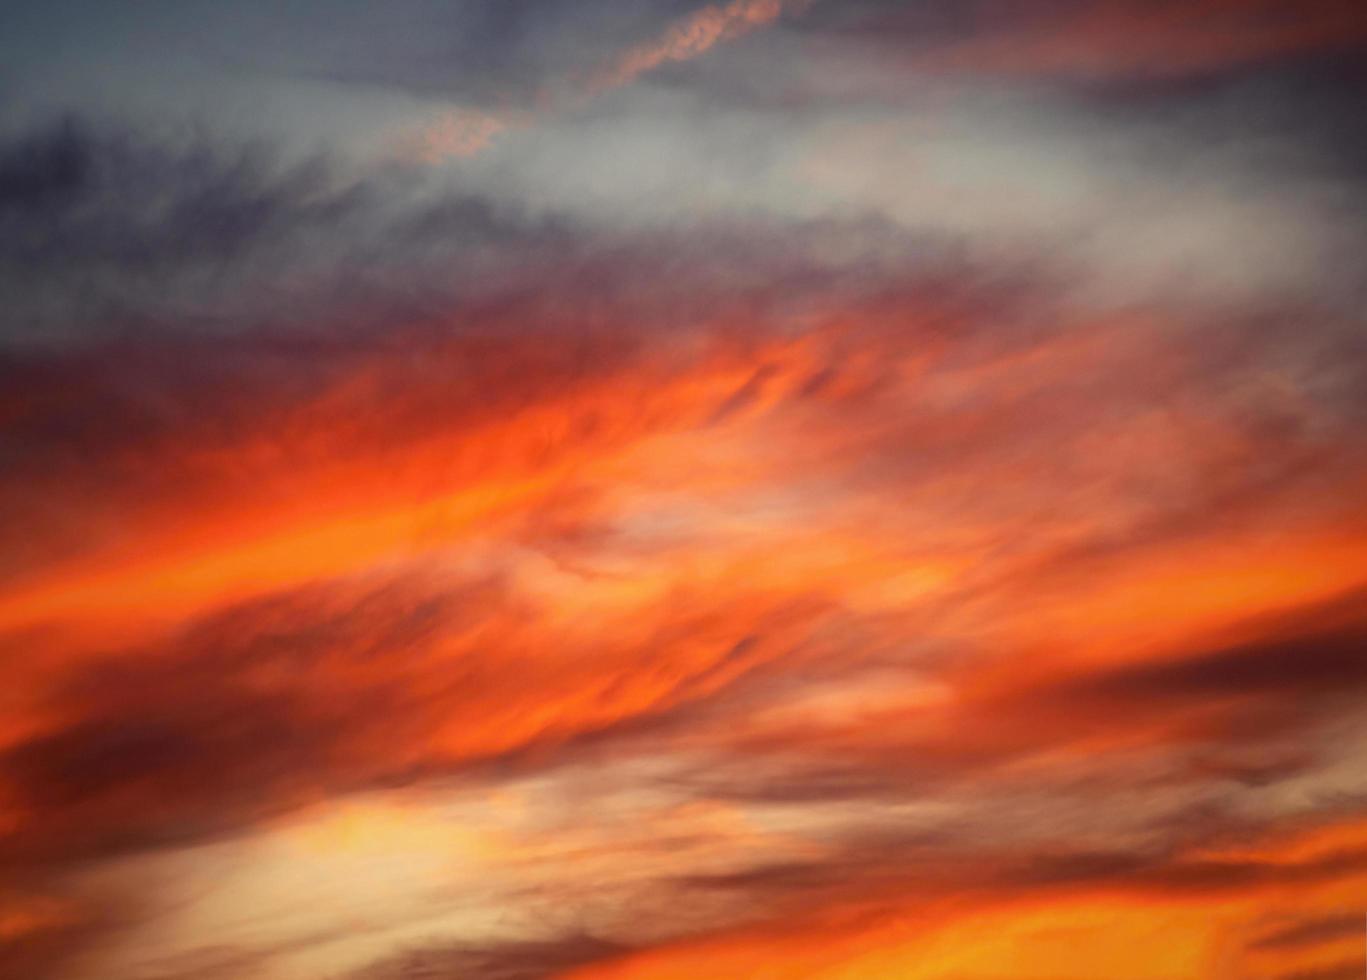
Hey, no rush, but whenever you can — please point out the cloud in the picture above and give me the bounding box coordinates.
[1061,600,1367,704]
[1277,962,1366,980]
[0,576,498,866]
[0,9,1365,972]
[0,120,364,316]
[1252,913,1364,952]
[349,931,632,980]
[800,0,1367,84]
[0,118,91,211]
[408,0,812,162]
[587,0,805,95]
[0,118,585,342]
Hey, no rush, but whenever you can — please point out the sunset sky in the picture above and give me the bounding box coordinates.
[2,2,1367,978]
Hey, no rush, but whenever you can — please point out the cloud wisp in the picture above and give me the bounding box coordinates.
[411,0,811,162]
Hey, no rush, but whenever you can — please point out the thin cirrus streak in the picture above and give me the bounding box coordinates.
[410,0,808,161]
[2,2,1367,979]
[585,0,803,94]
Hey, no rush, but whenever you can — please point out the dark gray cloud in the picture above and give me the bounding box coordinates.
[0,119,365,310]
[0,117,585,343]
[0,113,981,353]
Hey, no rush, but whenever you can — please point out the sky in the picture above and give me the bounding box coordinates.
[1,2,1366,978]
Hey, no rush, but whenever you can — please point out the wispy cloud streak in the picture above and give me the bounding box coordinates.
[412,0,809,161]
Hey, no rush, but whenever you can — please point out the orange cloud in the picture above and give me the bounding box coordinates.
[3,293,1365,978]
[568,817,1367,980]
[5,3,1367,978]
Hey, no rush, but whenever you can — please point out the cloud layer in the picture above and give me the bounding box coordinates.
[2,2,1366,979]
